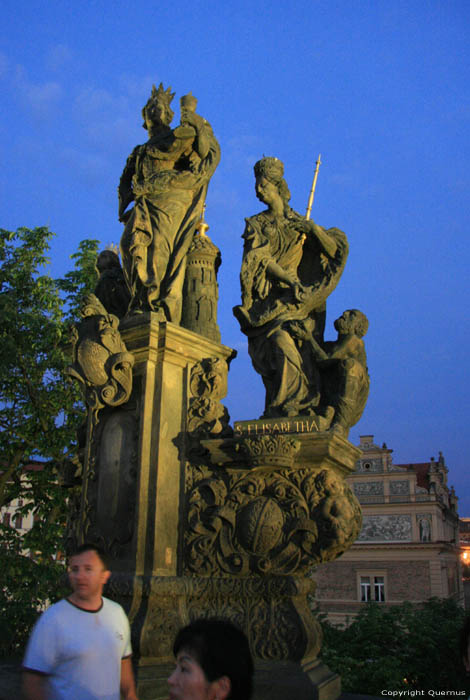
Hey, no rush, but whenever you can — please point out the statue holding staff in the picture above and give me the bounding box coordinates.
[118,84,220,322]
[233,157,348,420]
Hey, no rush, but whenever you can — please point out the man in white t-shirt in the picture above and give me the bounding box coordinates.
[22,543,138,700]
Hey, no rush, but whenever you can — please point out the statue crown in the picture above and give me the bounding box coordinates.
[142,82,175,128]
[254,156,284,182]
[151,82,175,108]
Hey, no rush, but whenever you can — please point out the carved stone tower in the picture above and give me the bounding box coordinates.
[181,216,221,343]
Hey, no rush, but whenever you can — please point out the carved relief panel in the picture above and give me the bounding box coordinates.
[357,514,412,542]
[184,460,362,577]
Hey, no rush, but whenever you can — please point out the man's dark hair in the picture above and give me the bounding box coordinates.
[173,618,254,700]
[69,543,110,571]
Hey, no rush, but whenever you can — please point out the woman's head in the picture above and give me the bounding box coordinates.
[169,618,254,700]
[142,83,175,131]
[253,157,291,207]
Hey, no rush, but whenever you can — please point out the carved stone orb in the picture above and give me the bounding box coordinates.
[236,497,284,554]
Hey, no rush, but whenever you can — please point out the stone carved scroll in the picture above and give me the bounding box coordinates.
[65,295,136,554]
[66,294,134,422]
[187,357,231,438]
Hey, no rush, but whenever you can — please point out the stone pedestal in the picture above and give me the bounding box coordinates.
[107,574,341,700]
[117,314,234,580]
[73,314,362,700]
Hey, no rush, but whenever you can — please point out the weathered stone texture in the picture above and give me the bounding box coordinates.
[315,558,431,603]
[313,561,359,601]
[388,560,431,600]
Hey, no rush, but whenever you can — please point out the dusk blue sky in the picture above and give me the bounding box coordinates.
[1,1,469,512]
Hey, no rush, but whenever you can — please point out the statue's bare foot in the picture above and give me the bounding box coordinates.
[331,423,348,438]
[317,405,335,431]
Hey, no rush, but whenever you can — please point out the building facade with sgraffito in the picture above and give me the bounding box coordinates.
[313,435,463,626]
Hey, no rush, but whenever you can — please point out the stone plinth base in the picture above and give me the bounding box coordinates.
[256,660,340,700]
[135,660,340,700]
[108,573,340,700]
[302,659,342,700]
[135,662,173,700]
[109,574,322,665]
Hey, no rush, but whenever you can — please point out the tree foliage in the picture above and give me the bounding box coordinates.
[0,227,99,656]
[320,598,469,693]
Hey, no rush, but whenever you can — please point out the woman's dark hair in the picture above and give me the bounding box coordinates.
[173,618,254,700]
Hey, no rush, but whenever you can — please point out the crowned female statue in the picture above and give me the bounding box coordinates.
[118,84,220,322]
[233,157,349,419]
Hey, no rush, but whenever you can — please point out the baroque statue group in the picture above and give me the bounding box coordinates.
[233,156,369,434]
[66,82,370,700]
[77,82,369,437]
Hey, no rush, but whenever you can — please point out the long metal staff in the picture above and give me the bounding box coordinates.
[305,154,322,220]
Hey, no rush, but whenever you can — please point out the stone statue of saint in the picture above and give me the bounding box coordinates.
[94,249,130,319]
[233,157,348,419]
[118,84,220,321]
[291,309,370,435]
[419,516,431,542]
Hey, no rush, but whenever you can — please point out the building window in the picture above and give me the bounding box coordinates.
[360,577,371,601]
[358,572,386,602]
[2,513,11,527]
[14,513,23,529]
[374,576,385,601]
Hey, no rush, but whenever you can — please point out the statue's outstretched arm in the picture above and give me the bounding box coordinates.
[194,121,211,160]
[266,261,305,302]
[327,335,362,361]
[289,322,328,360]
[118,147,138,220]
[308,221,338,258]
[266,260,297,286]
[183,111,218,163]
